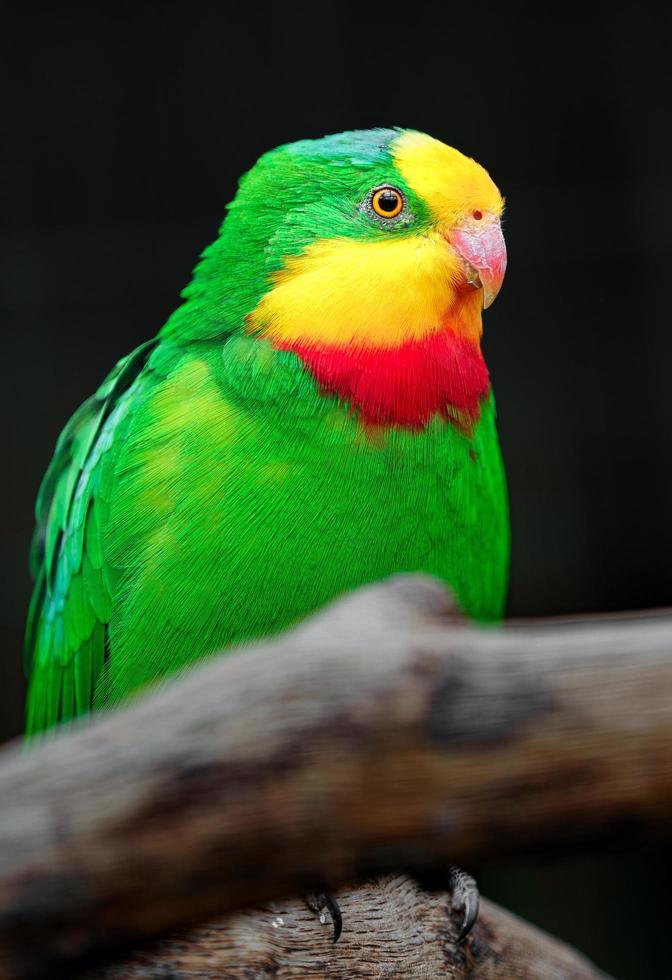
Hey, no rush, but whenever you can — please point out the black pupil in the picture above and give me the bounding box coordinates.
[378,190,399,213]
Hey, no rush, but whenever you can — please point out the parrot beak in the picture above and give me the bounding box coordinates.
[447,215,507,309]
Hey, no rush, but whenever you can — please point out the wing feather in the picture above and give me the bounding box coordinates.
[25,339,158,735]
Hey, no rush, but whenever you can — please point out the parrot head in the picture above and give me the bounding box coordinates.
[171,128,507,429]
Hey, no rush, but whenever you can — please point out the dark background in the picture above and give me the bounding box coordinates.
[2,3,671,976]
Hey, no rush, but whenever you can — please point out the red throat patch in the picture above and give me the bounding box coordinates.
[275,329,490,430]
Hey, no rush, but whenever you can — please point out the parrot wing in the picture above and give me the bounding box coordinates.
[25,338,158,735]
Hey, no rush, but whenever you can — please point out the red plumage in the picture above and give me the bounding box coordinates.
[279,329,490,429]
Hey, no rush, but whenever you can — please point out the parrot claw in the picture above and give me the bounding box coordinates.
[305,891,343,942]
[447,865,480,942]
[408,862,480,941]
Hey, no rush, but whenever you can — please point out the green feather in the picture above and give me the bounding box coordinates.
[25,340,158,732]
[73,635,92,716]
[25,129,510,736]
[60,667,75,724]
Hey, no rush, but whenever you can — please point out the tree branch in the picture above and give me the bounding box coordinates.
[86,876,610,979]
[0,575,669,978]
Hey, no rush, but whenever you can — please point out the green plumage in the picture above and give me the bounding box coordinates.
[25,129,509,735]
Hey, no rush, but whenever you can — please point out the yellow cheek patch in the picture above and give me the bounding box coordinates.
[248,234,465,349]
[393,131,504,224]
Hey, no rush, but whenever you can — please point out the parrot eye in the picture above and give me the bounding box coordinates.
[369,185,404,219]
[472,210,483,220]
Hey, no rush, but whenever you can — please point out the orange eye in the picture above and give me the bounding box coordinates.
[371,186,404,218]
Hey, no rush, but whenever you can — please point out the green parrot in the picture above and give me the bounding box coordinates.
[25,127,509,741]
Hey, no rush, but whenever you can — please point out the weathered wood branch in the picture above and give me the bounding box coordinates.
[0,575,670,978]
[87,876,610,979]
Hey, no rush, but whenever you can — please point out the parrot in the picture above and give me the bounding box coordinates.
[24,127,509,938]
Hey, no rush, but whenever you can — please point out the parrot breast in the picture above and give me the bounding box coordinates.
[276,328,490,430]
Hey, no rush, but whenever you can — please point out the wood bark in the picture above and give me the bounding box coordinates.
[0,574,669,978]
[87,876,610,979]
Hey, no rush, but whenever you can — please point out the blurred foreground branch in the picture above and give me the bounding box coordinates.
[1,575,670,978]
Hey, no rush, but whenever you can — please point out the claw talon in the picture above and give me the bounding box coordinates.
[305,891,343,943]
[447,865,480,942]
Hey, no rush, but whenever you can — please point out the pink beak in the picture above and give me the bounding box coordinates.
[448,216,507,309]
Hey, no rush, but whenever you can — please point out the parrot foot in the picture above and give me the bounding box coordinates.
[305,891,343,943]
[410,863,480,942]
[446,865,480,942]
